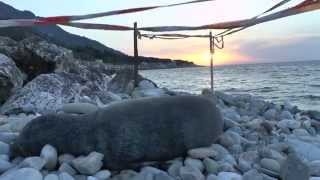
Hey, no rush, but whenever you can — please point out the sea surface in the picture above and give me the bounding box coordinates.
[141,60,320,111]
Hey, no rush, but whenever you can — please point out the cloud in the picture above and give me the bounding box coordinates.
[236,35,320,62]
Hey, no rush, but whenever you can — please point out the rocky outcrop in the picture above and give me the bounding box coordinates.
[0,73,86,114]
[0,53,24,104]
[0,36,71,82]
[0,71,118,115]
[0,36,130,114]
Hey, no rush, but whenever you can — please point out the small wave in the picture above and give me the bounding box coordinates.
[247,87,275,93]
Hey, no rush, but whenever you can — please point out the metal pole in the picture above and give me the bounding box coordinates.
[209,31,214,93]
[133,22,139,87]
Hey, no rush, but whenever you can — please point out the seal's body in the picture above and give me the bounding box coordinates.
[13,96,223,170]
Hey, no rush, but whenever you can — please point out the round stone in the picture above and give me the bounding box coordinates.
[40,144,58,170]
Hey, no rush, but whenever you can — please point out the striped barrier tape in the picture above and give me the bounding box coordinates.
[0,0,215,28]
[61,0,320,32]
[139,0,320,32]
[0,0,319,33]
[216,0,294,36]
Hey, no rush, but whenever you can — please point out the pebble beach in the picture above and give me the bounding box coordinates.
[0,88,320,180]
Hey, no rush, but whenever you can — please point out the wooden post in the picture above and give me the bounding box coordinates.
[209,31,214,93]
[133,22,139,87]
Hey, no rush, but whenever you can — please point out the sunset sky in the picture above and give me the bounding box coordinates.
[3,0,320,65]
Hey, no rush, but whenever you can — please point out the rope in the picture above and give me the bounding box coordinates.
[216,0,295,37]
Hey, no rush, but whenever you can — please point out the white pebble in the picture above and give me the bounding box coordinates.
[41,144,58,170]
[71,152,104,175]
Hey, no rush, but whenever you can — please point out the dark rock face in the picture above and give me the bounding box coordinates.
[12,96,223,170]
[0,53,24,104]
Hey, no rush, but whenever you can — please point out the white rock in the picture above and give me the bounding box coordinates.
[258,148,285,163]
[180,165,205,180]
[41,144,58,170]
[87,176,98,180]
[44,174,59,180]
[0,132,18,144]
[62,103,98,115]
[59,154,75,165]
[218,131,241,148]
[185,158,204,172]
[0,159,13,173]
[132,88,167,98]
[293,129,310,136]
[132,166,164,180]
[140,166,163,174]
[0,168,43,180]
[217,162,236,173]
[264,109,278,120]
[0,124,11,132]
[287,138,320,161]
[222,108,241,122]
[7,117,33,132]
[277,119,301,130]
[59,172,75,180]
[217,172,242,180]
[280,153,310,180]
[206,174,218,180]
[260,158,280,173]
[238,151,259,173]
[188,148,217,159]
[210,144,230,161]
[224,118,240,129]
[310,161,320,176]
[138,80,157,89]
[20,156,46,170]
[154,172,175,180]
[94,170,111,180]
[0,154,9,161]
[59,163,77,176]
[112,170,138,180]
[221,154,237,166]
[243,169,263,180]
[203,158,219,174]
[168,160,183,178]
[71,152,104,175]
[280,111,294,120]
[0,141,10,155]
[74,175,87,180]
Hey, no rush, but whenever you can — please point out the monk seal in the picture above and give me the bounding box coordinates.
[12,95,223,170]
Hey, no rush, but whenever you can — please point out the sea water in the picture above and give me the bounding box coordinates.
[141,60,320,111]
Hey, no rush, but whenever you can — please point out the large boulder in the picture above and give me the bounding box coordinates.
[0,53,24,104]
[0,72,113,115]
[0,73,86,115]
[0,36,71,82]
[12,96,223,170]
[0,36,113,84]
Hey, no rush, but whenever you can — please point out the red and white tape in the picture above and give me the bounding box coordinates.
[139,0,320,32]
[0,0,215,28]
[0,0,319,33]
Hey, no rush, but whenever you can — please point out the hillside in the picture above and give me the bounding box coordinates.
[0,2,196,67]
